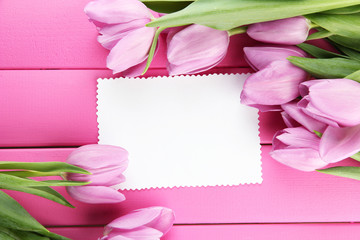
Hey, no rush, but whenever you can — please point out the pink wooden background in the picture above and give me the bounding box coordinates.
[1,0,360,239]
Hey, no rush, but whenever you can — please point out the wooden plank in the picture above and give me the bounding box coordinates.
[0,69,281,147]
[0,0,255,69]
[2,146,360,226]
[49,223,360,240]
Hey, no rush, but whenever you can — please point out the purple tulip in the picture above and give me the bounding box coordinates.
[240,60,308,111]
[166,24,229,75]
[299,79,360,127]
[320,125,360,163]
[281,101,327,133]
[99,207,175,240]
[84,0,158,76]
[247,16,311,45]
[244,45,306,71]
[270,127,328,171]
[66,144,128,204]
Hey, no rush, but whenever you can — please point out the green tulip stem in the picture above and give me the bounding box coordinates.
[0,171,61,178]
[142,26,167,75]
[228,26,247,36]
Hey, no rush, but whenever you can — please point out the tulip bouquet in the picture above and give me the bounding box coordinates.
[85,0,360,181]
[0,160,90,239]
[0,145,175,240]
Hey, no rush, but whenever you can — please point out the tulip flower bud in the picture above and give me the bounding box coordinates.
[244,45,307,71]
[320,125,360,163]
[299,79,360,127]
[66,144,128,204]
[281,101,327,133]
[99,207,175,239]
[85,0,158,76]
[240,60,308,111]
[247,16,311,45]
[270,127,327,171]
[166,24,229,75]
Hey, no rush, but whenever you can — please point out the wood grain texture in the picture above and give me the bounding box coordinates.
[1,1,350,238]
[2,146,360,226]
[49,223,360,240]
[0,69,283,147]
[0,0,256,69]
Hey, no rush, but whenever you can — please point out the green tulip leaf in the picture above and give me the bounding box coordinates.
[40,231,70,240]
[3,184,74,208]
[0,173,89,188]
[0,190,46,232]
[297,43,347,59]
[0,191,69,240]
[288,57,360,79]
[147,0,360,30]
[351,152,360,161]
[317,166,360,181]
[307,28,333,40]
[142,1,193,13]
[0,228,17,240]
[333,43,360,61]
[329,35,360,51]
[0,161,90,175]
[345,69,360,83]
[0,170,64,178]
[0,227,51,240]
[306,13,360,39]
[322,5,360,14]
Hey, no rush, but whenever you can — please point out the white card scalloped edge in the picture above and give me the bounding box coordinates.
[97,73,262,190]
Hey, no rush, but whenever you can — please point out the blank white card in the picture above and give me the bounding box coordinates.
[97,74,262,190]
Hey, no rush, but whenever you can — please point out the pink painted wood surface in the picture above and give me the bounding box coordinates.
[49,224,360,240]
[0,0,348,236]
[2,146,360,226]
[0,69,283,147]
[0,0,256,69]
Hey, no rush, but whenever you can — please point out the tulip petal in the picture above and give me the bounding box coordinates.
[272,130,290,150]
[122,39,160,77]
[282,101,327,133]
[67,186,125,204]
[167,24,229,75]
[147,207,175,235]
[107,27,156,74]
[298,96,340,128]
[108,236,131,240]
[67,167,126,186]
[109,227,163,240]
[320,125,360,163]
[84,0,152,25]
[98,19,150,50]
[247,16,310,45]
[300,79,360,127]
[121,59,147,77]
[240,60,307,106]
[108,207,163,230]
[271,127,327,171]
[246,104,282,112]
[276,127,320,150]
[270,147,327,171]
[244,46,306,71]
[281,112,300,128]
[67,144,128,170]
